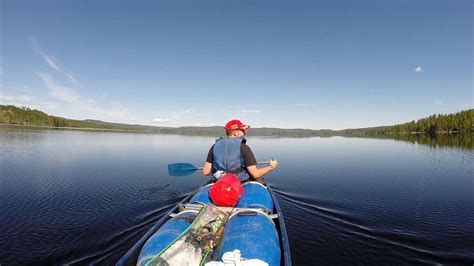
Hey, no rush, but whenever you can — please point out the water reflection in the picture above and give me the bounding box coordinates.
[0,127,473,265]
[361,134,473,150]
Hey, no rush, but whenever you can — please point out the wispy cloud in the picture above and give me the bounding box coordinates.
[0,85,35,104]
[0,92,60,111]
[28,39,136,122]
[153,117,171,123]
[35,72,135,122]
[0,94,34,103]
[1,84,34,94]
[42,54,61,71]
[415,66,423,73]
[33,42,78,84]
[36,72,80,103]
[33,43,62,72]
[65,72,78,83]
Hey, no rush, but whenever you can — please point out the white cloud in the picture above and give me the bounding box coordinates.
[36,72,80,103]
[42,54,61,71]
[433,99,447,106]
[65,72,77,83]
[35,72,136,122]
[415,66,423,73]
[0,85,35,104]
[0,94,60,111]
[33,44,78,84]
[29,40,136,123]
[32,41,62,72]
[153,118,171,123]
[0,94,33,103]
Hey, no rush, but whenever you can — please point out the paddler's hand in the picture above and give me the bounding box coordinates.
[268,158,278,170]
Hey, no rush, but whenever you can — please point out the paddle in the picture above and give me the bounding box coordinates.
[168,163,203,177]
[168,161,270,176]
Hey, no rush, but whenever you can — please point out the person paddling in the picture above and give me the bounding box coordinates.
[202,119,278,181]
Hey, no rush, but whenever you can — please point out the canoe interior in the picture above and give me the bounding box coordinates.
[116,178,291,266]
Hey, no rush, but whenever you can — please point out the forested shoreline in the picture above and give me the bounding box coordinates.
[0,105,472,136]
[382,109,472,134]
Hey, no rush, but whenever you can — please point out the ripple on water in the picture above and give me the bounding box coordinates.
[271,185,473,265]
[1,130,473,265]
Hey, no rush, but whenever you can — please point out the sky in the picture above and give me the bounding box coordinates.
[0,0,472,130]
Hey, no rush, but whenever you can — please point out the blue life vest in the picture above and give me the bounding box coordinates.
[212,137,250,181]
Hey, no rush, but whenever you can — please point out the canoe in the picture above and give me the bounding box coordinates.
[117,178,291,266]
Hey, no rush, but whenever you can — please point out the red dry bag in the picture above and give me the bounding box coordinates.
[209,173,243,207]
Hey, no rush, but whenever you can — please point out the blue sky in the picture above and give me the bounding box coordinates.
[0,0,472,130]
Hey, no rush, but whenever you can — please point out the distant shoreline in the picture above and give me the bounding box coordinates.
[1,122,471,136]
[0,123,147,133]
[1,105,472,137]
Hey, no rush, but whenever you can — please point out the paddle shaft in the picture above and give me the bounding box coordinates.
[168,161,273,176]
[197,161,270,170]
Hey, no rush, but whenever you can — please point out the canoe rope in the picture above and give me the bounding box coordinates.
[144,207,206,266]
[199,205,237,265]
[199,250,211,266]
[144,204,238,266]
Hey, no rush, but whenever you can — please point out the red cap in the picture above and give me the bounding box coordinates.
[225,119,250,131]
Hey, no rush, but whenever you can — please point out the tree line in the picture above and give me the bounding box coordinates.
[382,109,472,134]
[1,105,472,135]
[0,105,136,130]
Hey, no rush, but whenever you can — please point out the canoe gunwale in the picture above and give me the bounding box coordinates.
[267,180,292,266]
[116,187,201,266]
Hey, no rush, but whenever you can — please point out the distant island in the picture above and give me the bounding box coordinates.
[0,105,472,137]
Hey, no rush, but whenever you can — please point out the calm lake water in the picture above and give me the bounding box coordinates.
[0,128,473,265]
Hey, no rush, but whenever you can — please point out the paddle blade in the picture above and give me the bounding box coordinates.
[168,163,198,176]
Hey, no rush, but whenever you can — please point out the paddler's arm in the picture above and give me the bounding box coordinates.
[202,162,212,176]
[203,146,214,176]
[246,159,278,179]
